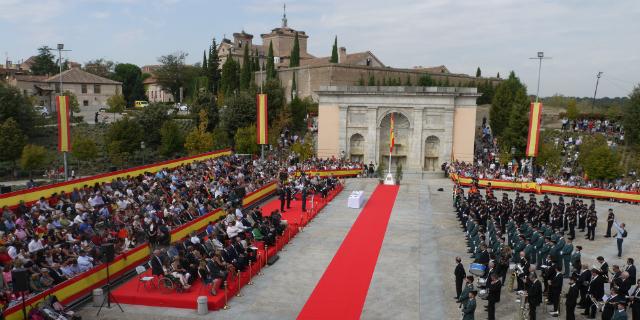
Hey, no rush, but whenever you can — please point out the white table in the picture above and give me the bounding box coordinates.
[347,190,365,209]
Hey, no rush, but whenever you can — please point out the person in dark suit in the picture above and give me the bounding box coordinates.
[455,257,467,300]
[285,184,292,209]
[301,183,308,212]
[487,273,502,320]
[150,249,165,276]
[549,265,563,316]
[565,276,580,320]
[629,279,640,320]
[625,258,636,284]
[612,301,629,320]
[474,244,490,265]
[278,184,286,212]
[586,269,606,318]
[579,264,592,309]
[528,272,543,320]
[604,287,627,320]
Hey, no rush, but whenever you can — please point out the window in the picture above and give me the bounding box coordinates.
[83,100,89,107]
[55,83,60,93]
[81,84,87,93]
[94,84,101,94]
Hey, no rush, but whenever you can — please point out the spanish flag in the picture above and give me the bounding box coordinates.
[389,113,395,153]
[525,102,543,157]
[256,93,268,145]
[57,95,71,152]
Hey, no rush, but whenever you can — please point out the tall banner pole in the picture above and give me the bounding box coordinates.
[257,93,268,160]
[57,96,71,181]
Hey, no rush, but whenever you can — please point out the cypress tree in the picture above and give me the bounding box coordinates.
[207,38,220,94]
[330,36,338,63]
[358,74,365,86]
[382,77,387,86]
[266,41,276,79]
[497,72,500,79]
[405,75,412,86]
[476,67,481,77]
[220,52,240,95]
[291,73,297,100]
[240,45,252,89]
[202,50,208,70]
[368,74,375,86]
[290,32,300,67]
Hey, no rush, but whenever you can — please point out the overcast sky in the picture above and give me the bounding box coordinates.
[1,0,638,97]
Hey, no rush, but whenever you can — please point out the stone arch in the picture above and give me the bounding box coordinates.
[379,112,411,169]
[377,109,412,129]
[424,135,440,171]
[349,133,365,162]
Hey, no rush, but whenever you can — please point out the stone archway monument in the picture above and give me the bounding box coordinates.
[316,86,479,171]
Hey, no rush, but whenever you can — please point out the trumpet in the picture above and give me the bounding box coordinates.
[589,294,605,312]
[515,291,529,320]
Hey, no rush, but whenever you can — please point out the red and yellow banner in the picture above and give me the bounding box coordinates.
[57,95,71,152]
[256,93,268,144]
[526,102,543,157]
[389,113,395,153]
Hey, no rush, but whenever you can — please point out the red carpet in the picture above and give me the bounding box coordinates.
[297,185,400,320]
[111,186,343,310]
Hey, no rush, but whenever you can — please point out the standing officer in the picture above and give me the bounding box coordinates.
[527,272,543,320]
[285,183,293,209]
[301,183,308,212]
[462,290,477,320]
[605,208,615,237]
[278,184,286,212]
[454,257,466,300]
[486,273,502,320]
[561,237,574,278]
[565,275,579,320]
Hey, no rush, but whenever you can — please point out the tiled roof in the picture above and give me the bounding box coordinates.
[45,68,121,85]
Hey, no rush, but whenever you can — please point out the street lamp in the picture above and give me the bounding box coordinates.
[141,141,146,165]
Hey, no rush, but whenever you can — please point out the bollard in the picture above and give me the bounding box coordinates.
[235,271,243,297]
[92,288,103,307]
[257,252,264,275]
[223,281,230,310]
[248,261,254,285]
[264,244,269,267]
[196,296,208,315]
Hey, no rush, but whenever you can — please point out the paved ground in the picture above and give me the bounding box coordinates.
[77,175,640,320]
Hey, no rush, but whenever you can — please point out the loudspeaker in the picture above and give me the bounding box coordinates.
[11,268,29,293]
[101,243,115,263]
[267,254,280,266]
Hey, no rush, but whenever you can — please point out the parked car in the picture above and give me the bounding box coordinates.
[34,106,49,117]
[134,100,149,108]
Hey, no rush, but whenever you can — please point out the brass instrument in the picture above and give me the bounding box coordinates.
[515,291,529,320]
[589,294,606,312]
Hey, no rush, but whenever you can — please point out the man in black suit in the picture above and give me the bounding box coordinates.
[301,183,308,212]
[278,184,286,212]
[586,269,606,318]
[625,258,636,284]
[565,275,580,320]
[150,249,165,276]
[549,265,564,316]
[578,264,592,309]
[629,279,640,320]
[474,244,490,266]
[528,272,543,320]
[487,273,502,320]
[285,183,292,209]
[455,257,467,300]
[603,287,626,320]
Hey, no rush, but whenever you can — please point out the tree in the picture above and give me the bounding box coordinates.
[476,67,481,78]
[290,32,300,67]
[71,135,98,173]
[405,75,412,86]
[622,85,640,146]
[30,46,58,76]
[264,79,285,123]
[137,103,171,147]
[368,74,375,86]
[490,71,528,140]
[207,38,221,94]
[417,74,434,86]
[105,116,143,154]
[234,125,258,154]
[202,50,208,70]
[84,59,116,78]
[566,98,579,120]
[211,126,231,150]
[240,45,252,89]
[190,91,219,131]
[106,94,126,113]
[20,144,49,177]
[155,51,195,102]
[266,41,277,80]
[291,136,314,161]
[496,72,500,79]
[500,73,530,154]
[330,36,338,63]
[219,91,255,138]
[291,73,297,100]
[289,96,311,133]
[185,110,214,155]
[220,53,240,95]
[160,120,185,156]
[581,145,622,180]
[536,140,562,177]
[113,63,146,108]
[62,90,81,113]
[477,80,495,105]
[0,118,27,165]
[0,82,36,134]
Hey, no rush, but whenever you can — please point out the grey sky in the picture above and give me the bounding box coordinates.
[1,0,638,97]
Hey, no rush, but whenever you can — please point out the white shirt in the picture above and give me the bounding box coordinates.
[28,239,44,253]
[613,222,625,239]
[77,255,94,272]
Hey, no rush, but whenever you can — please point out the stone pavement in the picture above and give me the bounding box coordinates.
[77,175,640,320]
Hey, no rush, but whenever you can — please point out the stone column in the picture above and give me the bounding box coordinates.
[366,106,378,165]
[408,107,424,171]
[338,105,348,157]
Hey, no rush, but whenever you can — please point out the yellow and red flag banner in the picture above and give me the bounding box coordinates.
[525,102,543,157]
[57,95,71,152]
[389,113,395,153]
[256,93,268,145]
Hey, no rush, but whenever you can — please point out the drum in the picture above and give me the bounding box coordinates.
[477,277,487,287]
[509,263,516,271]
[478,289,488,299]
[469,263,486,276]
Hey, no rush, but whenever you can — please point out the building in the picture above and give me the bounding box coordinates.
[141,65,174,103]
[6,68,122,113]
[316,86,479,171]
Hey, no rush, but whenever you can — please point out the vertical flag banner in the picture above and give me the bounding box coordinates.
[57,95,71,152]
[256,93,268,145]
[389,113,395,153]
[525,102,543,157]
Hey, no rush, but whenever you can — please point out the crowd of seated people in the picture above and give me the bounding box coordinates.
[291,156,363,172]
[0,155,280,310]
[454,184,637,319]
[562,117,624,140]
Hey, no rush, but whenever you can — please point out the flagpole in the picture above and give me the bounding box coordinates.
[528,51,550,178]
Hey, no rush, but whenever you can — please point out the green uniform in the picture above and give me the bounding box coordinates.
[561,243,573,277]
[462,298,476,320]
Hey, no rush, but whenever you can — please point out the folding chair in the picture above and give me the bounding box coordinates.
[136,264,156,291]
